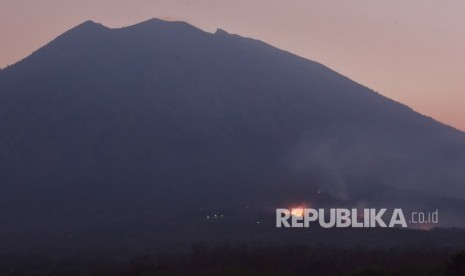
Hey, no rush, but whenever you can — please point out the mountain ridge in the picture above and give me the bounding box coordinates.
[3,19,462,135]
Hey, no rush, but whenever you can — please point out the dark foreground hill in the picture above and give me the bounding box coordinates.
[2,246,465,276]
[0,19,464,255]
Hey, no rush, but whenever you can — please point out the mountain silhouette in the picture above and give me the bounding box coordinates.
[1,19,465,255]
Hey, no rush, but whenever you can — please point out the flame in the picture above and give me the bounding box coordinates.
[290,203,311,217]
[291,208,304,217]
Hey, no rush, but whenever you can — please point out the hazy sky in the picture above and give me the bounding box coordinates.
[1,0,464,130]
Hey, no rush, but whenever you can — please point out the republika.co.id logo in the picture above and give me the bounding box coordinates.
[276,208,439,228]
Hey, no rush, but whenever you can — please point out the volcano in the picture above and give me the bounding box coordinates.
[1,19,464,255]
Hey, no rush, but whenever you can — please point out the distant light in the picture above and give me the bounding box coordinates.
[291,208,304,217]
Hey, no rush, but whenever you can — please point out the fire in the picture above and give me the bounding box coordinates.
[291,208,304,217]
[290,204,311,217]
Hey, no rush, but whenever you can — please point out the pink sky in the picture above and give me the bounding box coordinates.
[1,0,464,131]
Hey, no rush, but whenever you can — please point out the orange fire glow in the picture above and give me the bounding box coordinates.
[291,208,304,217]
[290,203,311,217]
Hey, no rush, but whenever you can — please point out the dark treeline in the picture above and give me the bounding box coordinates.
[1,245,465,276]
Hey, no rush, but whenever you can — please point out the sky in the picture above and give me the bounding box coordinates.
[1,0,464,131]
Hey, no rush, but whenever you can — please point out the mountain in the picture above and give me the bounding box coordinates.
[1,19,465,255]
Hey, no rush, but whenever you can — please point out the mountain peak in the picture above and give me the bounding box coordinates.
[136,18,167,24]
[72,20,107,31]
[80,20,98,25]
[46,20,108,47]
[122,18,205,34]
[128,18,167,27]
